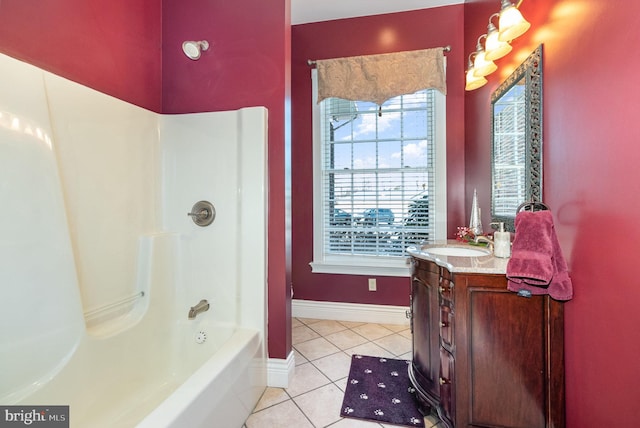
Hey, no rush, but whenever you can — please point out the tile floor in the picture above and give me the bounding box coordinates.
[243,317,444,428]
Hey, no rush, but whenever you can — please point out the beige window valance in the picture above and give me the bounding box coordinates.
[316,47,447,106]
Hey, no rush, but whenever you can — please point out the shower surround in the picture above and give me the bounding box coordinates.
[0,52,268,427]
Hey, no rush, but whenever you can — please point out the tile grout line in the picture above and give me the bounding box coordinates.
[286,388,319,428]
[294,320,410,359]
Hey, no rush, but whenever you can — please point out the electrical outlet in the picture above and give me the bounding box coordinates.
[368,278,377,291]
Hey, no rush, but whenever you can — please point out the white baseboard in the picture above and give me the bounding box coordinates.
[267,350,295,388]
[292,299,409,325]
[268,301,409,387]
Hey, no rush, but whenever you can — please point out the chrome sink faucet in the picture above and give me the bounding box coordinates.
[474,235,494,252]
[188,299,210,320]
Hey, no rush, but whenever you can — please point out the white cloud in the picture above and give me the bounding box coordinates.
[391,140,428,162]
[352,107,400,138]
[353,156,377,169]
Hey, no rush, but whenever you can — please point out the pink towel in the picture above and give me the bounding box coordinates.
[506,210,573,301]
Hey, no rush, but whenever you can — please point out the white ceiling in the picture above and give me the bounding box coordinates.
[291,0,464,25]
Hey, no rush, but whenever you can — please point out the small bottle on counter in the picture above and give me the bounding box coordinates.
[491,222,511,258]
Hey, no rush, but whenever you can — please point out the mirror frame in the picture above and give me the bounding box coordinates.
[490,44,543,231]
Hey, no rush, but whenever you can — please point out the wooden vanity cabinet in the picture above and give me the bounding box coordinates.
[409,259,442,407]
[409,257,565,428]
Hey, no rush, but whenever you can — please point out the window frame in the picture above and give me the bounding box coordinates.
[309,69,447,277]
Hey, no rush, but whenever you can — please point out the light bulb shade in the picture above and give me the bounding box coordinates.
[473,51,497,77]
[485,27,512,61]
[465,68,487,91]
[498,5,531,42]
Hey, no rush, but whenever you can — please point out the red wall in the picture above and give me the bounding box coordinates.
[291,6,466,305]
[0,0,162,112]
[464,0,640,426]
[0,0,292,360]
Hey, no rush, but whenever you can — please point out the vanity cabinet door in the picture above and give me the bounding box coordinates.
[454,273,565,428]
[409,259,441,408]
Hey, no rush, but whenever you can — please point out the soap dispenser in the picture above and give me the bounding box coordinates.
[491,222,511,258]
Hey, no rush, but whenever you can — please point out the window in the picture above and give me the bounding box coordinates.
[310,71,447,276]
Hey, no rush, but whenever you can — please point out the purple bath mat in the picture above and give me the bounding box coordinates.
[340,354,425,427]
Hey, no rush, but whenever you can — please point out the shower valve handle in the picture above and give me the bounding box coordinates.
[188,209,210,219]
[187,200,216,227]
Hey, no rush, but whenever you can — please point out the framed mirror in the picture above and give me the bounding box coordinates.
[490,44,543,231]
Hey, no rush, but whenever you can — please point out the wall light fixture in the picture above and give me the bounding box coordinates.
[498,0,531,42]
[465,53,488,91]
[464,0,530,91]
[473,35,498,77]
[485,14,512,61]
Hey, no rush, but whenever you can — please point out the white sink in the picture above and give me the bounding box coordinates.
[424,246,491,257]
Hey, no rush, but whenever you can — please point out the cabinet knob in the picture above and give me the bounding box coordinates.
[439,286,446,293]
[440,321,448,327]
[439,377,449,385]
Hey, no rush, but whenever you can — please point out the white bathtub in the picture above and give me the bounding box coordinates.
[139,327,264,428]
[0,53,268,428]
[22,321,263,428]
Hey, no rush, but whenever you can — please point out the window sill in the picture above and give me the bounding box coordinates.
[309,259,411,277]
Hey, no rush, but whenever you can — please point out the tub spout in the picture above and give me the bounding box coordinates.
[188,299,210,320]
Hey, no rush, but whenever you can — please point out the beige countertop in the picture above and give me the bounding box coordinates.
[406,239,509,274]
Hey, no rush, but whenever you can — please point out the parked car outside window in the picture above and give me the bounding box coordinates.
[360,208,394,226]
[331,208,353,226]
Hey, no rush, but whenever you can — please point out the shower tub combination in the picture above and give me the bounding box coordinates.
[0,52,268,427]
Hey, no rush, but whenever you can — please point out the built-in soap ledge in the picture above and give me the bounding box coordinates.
[83,291,146,333]
[406,239,508,274]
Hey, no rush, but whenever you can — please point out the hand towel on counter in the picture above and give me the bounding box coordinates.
[506,210,573,301]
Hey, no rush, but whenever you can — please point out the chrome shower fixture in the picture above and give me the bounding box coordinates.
[188,299,210,320]
[188,200,216,227]
[182,40,209,60]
